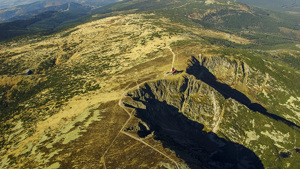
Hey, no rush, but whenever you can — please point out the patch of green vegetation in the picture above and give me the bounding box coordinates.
[242,33,297,49]
[0,4,92,42]
[61,28,80,38]
[209,47,300,121]
[36,57,56,74]
[149,32,162,40]
[219,96,299,168]
[145,0,300,49]
[232,0,300,13]
[171,40,197,47]
[0,49,119,148]
[202,37,245,48]
[277,52,300,70]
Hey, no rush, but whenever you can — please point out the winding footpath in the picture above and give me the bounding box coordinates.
[101,80,180,169]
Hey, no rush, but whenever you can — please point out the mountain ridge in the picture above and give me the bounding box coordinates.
[0,0,299,168]
[0,0,120,23]
[232,0,300,12]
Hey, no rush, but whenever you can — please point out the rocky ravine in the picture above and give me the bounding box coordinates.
[124,56,299,168]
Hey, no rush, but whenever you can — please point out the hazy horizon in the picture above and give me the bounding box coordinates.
[0,0,42,9]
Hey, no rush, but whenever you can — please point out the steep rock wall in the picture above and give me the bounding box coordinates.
[124,56,299,168]
[128,76,226,131]
[125,75,265,168]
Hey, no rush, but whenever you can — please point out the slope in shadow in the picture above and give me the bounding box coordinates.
[125,99,264,169]
[186,56,300,129]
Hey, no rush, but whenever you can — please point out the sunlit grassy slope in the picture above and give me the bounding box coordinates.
[0,0,299,168]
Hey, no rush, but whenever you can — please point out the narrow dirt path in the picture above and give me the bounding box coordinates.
[168,46,176,69]
[101,109,134,169]
[121,131,180,169]
[100,44,195,168]
[101,81,180,169]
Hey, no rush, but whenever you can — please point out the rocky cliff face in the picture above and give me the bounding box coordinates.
[127,76,225,131]
[194,54,266,99]
[191,54,300,127]
[126,76,263,168]
[125,56,300,168]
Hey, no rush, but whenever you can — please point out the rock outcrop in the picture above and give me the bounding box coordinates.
[124,56,299,168]
[125,75,264,168]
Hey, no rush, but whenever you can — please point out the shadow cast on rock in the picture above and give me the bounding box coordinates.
[186,56,299,129]
[125,99,264,169]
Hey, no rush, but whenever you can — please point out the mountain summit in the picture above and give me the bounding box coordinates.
[0,0,299,168]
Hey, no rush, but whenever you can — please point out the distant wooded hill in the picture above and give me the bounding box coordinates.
[0,0,119,10]
[0,0,119,23]
[0,0,41,9]
[232,0,300,12]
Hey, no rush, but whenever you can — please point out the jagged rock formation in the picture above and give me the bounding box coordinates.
[125,56,300,168]
[125,75,263,168]
[191,54,300,127]
[194,54,262,98]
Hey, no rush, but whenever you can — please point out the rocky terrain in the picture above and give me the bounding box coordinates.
[0,0,300,168]
[125,55,299,168]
